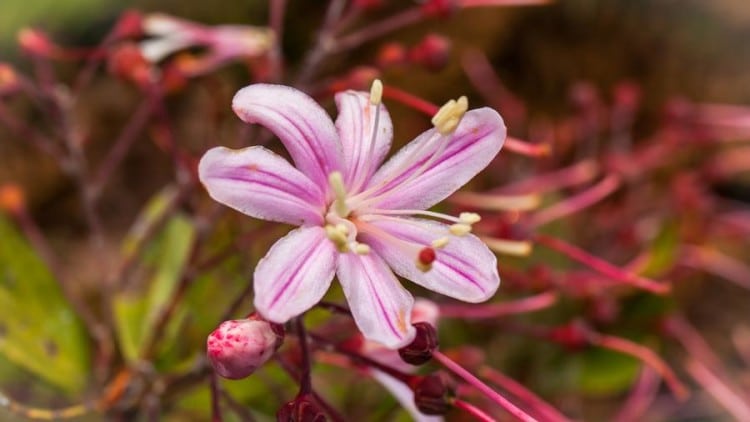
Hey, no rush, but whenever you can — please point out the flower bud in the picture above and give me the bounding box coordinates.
[17,28,60,58]
[276,394,326,422]
[0,63,19,95]
[410,375,450,415]
[421,0,459,18]
[409,34,451,72]
[548,321,589,351]
[398,322,438,365]
[113,10,144,39]
[376,42,407,69]
[107,43,153,88]
[207,315,284,380]
[0,184,25,215]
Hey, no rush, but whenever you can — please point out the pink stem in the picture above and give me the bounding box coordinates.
[534,235,670,294]
[440,291,558,319]
[685,358,750,421]
[530,174,621,227]
[505,137,551,158]
[453,398,497,422]
[433,351,538,422]
[481,367,571,422]
[612,367,660,422]
[680,245,750,292]
[590,334,688,400]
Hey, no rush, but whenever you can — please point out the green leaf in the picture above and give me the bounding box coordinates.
[576,347,640,396]
[113,213,196,363]
[0,213,90,394]
[640,222,679,278]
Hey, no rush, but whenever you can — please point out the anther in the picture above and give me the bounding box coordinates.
[449,223,471,236]
[328,171,349,217]
[354,243,371,255]
[459,212,481,224]
[325,224,349,252]
[370,79,383,105]
[431,95,468,134]
[431,237,449,249]
[417,247,437,272]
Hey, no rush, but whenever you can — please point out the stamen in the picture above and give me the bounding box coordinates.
[370,79,383,105]
[328,171,349,217]
[449,223,472,236]
[432,237,450,249]
[325,224,350,252]
[354,243,371,255]
[417,247,437,272]
[459,212,481,224]
[432,96,468,134]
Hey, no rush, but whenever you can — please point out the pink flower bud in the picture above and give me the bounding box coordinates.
[207,315,284,380]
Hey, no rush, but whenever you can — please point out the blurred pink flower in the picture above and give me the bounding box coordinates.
[139,13,273,76]
[199,82,505,348]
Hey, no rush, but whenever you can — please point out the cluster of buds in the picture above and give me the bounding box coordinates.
[377,34,452,72]
[206,313,285,380]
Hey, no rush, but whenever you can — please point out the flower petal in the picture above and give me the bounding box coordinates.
[254,226,337,323]
[337,252,416,349]
[371,370,444,422]
[365,108,505,210]
[334,90,393,191]
[232,84,343,188]
[362,218,500,303]
[199,146,326,226]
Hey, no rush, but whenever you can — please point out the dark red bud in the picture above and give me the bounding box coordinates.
[409,34,451,72]
[276,394,327,422]
[421,0,459,18]
[399,322,438,365]
[376,42,408,68]
[410,375,451,415]
[549,321,589,351]
[107,43,153,87]
[113,10,144,39]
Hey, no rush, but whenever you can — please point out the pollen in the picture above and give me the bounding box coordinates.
[370,79,383,105]
[449,223,472,236]
[325,224,350,252]
[432,95,469,134]
[354,243,371,255]
[431,237,450,249]
[459,212,481,224]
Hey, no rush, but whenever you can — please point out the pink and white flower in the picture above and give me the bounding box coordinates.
[199,82,505,348]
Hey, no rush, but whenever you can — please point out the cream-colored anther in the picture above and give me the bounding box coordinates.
[335,223,349,235]
[449,223,472,236]
[459,212,481,225]
[328,172,349,217]
[354,243,371,255]
[431,237,450,249]
[325,224,349,252]
[370,79,383,105]
[432,96,468,134]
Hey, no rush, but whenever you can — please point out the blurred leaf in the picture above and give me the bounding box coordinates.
[576,347,640,396]
[640,222,679,278]
[0,213,89,394]
[121,185,180,262]
[114,213,195,362]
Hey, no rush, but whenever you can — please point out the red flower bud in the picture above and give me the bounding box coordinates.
[376,42,407,69]
[0,63,19,95]
[549,321,589,351]
[107,43,153,88]
[276,394,326,422]
[409,34,451,72]
[207,315,285,380]
[113,10,144,39]
[410,374,451,415]
[17,28,60,58]
[0,184,25,215]
[421,0,459,18]
[398,322,438,365]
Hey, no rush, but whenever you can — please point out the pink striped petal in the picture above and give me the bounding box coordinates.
[254,226,337,323]
[337,252,416,349]
[365,108,505,211]
[199,146,326,226]
[334,90,393,191]
[363,218,500,303]
[232,84,343,188]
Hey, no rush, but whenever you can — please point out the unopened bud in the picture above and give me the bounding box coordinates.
[0,63,19,94]
[399,322,438,365]
[17,28,59,58]
[409,34,451,72]
[421,0,459,18]
[549,321,589,351]
[410,375,451,415]
[0,184,25,214]
[276,394,326,422]
[108,43,153,87]
[377,42,407,68]
[207,314,284,380]
[113,10,144,39]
